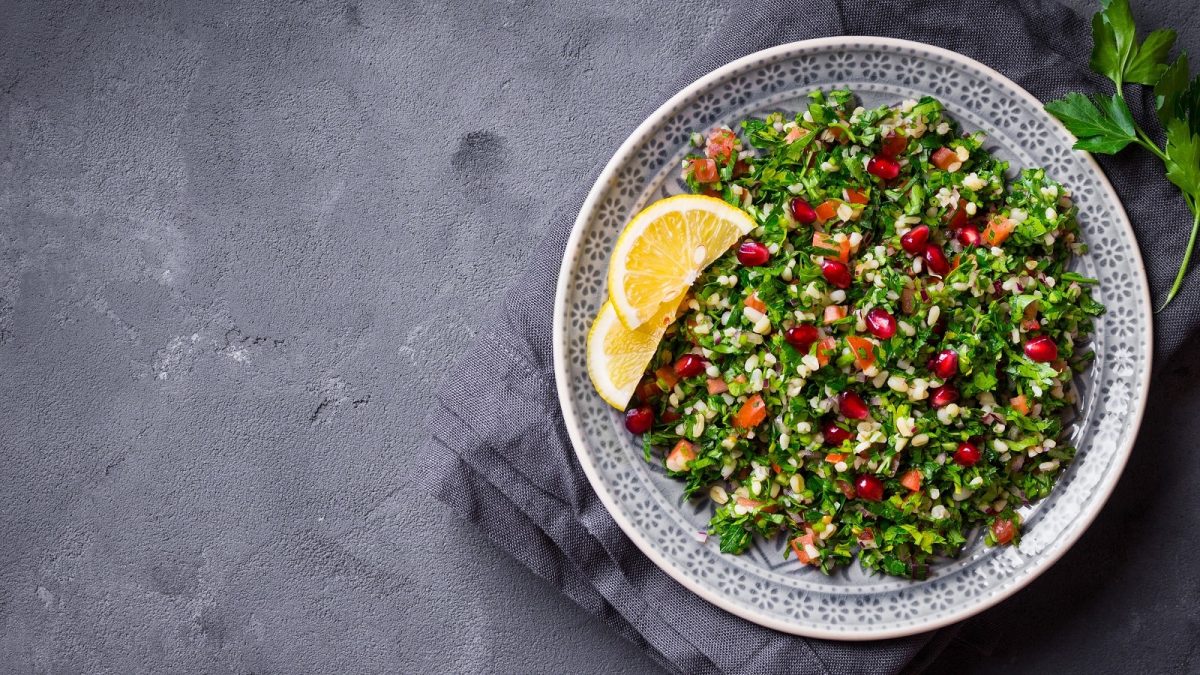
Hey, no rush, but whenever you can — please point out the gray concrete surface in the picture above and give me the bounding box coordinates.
[1,0,1199,673]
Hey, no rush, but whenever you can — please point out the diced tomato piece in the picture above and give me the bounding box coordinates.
[947,200,969,229]
[635,378,661,404]
[881,131,907,157]
[1010,394,1030,415]
[845,188,869,205]
[784,127,807,144]
[835,479,856,499]
[655,365,679,391]
[744,291,767,313]
[771,462,783,474]
[790,531,818,565]
[661,408,681,423]
[858,528,878,547]
[706,378,728,395]
[846,335,876,370]
[990,517,1017,545]
[823,305,847,324]
[732,394,768,429]
[705,129,737,162]
[931,147,957,170]
[983,216,1016,246]
[666,440,697,472]
[814,199,840,222]
[691,158,719,183]
[900,469,922,492]
[812,232,851,263]
[737,496,779,513]
[825,452,847,463]
[815,337,837,366]
[827,125,845,140]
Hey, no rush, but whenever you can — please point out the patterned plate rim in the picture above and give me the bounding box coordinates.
[552,36,1152,639]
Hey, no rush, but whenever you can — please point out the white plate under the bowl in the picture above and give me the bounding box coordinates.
[552,37,1151,639]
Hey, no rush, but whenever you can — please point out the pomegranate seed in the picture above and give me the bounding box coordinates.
[854,474,885,501]
[838,391,869,419]
[624,406,654,434]
[737,241,771,267]
[881,131,907,157]
[923,244,950,276]
[867,155,901,180]
[673,354,706,379]
[957,225,982,247]
[865,308,897,339]
[930,384,959,408]
[784,324,819,352]
[822,419,852,445]
[954,441,982,467]
[930,349,959,379]
[900,225,929,254]
[790,198,817,225]
[821,259,852,289]
[1024,335,1058,363]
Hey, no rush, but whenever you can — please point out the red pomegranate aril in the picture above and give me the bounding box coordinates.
[865,308,897,339]
[957,225,982,247]
[881,131,907,157]
[900,225,929,255]
[784,324,819,352]
[923,244,951,276]
[822,419,852,445]
[1024,335,1059,363]
[867,155,901,180]
[954,441,982,467]
[930,384,959,408]
[790,198,818,225]
[624,406,654,435]
[838,391,870,419]
[854,474,885,501]
[673,354,706,379]
[930,349,959,379]
[821,259,852,289]
[737,241,771,267]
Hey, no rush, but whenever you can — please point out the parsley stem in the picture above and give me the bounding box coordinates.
[1135,132,1169,162]
[1160,194,1200,311]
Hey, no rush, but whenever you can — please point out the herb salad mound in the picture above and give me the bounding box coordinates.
[627,90,1105,580]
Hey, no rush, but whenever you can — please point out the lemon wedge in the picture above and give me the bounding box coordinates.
[607,194,756,330]
[587,299,681,410]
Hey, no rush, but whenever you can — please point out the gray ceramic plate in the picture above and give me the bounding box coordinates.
[552,37,1152,639]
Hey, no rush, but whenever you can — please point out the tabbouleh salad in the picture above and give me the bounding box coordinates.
[623,89,1105,579]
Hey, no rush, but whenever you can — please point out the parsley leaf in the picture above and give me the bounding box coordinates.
[1125,29,1177,84]
[1174,74,1200,134]
[1156,53,1191,125]
[1044,92,1138,154]
[1091,0,1138,84]
[1165,118,1200,194]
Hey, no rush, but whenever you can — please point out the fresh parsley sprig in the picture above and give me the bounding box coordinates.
[1045,0,1200,310]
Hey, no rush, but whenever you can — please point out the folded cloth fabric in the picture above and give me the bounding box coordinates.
[422,1,1195,672]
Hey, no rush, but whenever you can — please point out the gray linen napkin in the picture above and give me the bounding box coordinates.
[422,1,1195,672]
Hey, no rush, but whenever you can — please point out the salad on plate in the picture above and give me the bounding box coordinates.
[587,89,1104,579]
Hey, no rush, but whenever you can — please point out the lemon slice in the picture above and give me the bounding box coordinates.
[608,194,756,329]
[587,299,680,410]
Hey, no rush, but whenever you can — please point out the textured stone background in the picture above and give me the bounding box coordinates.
[2,0,1199,672]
